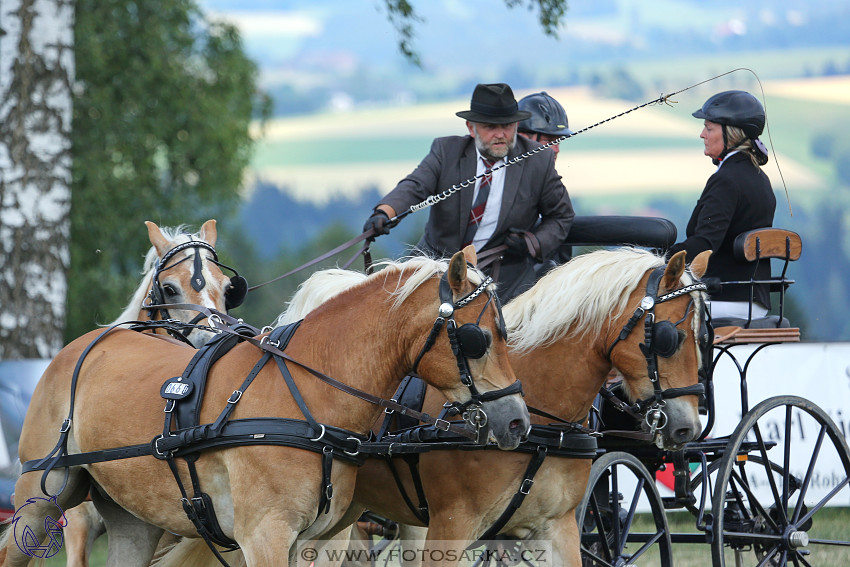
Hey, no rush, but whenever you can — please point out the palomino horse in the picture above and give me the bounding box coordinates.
[0,249,527,567]
[165,247,710,566]
[60,219,241,567]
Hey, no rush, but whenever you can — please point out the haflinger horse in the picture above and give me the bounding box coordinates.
[59,219,244,567]
[156,247,711,567]
[0,248,529,567]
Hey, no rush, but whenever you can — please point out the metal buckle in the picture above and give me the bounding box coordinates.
[520,478,534,495]
[385,399,398,415]
[59,419,71,433]
[310,424,326,442]
[344,437,362,456]
[434,418,450,432]
[227,390,242,404]
[164,399,175,414]
[153,435,168,458]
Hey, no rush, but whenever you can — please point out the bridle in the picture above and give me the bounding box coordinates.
[605,267,709,437]
[410,270,523,437]
[144,239,248,337]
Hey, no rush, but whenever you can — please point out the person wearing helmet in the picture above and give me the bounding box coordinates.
[667,90,776,322]
[517,91,573,161]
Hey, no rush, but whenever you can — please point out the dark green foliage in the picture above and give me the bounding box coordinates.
[66,0,269,341]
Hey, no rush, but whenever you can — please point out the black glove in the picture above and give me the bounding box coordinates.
[504,232,528,258]
[363,210,391,236]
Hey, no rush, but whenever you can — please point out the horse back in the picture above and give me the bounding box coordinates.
[19,329,201,461]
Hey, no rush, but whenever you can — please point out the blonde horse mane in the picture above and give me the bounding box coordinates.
[108,224,199,327]
[505,247,702,353]
[273,255,489,328]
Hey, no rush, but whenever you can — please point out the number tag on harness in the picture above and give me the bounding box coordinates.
[160,377,194,400]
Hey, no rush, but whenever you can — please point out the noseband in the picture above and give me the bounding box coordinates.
[144,239,248,336]
[606,267,708,435]
[410,270,523,434]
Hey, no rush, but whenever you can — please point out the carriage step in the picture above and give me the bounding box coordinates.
[662,496,694,510]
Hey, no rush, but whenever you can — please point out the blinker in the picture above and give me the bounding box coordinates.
[456,323,490,359]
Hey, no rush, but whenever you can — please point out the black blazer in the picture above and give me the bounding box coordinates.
[378,135,574,300]
[668,152,776,308]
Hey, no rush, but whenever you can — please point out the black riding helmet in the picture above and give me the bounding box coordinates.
[518,92,573,137]
[692,90,765,139]
[693,90,768,164]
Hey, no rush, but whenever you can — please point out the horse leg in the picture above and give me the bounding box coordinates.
[546,514,582,567]
[0,468,90,567]
[397,524,427,567]
[90,489,163,567]
[63,501,105,567]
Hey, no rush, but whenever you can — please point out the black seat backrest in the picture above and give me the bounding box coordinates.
[712,228,802,329]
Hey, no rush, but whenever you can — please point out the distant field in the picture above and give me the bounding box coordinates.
[249,76,850,206]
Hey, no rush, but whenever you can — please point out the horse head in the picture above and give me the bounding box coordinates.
[607,249,711,450]
[409,247,530,450]
[110,219,245,347]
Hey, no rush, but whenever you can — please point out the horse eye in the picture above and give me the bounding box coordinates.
[162,284,178,297]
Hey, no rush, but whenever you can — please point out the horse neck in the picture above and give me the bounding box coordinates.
[510,328,613,424]
[283,275,431,432]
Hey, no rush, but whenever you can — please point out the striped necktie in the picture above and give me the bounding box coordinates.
[462,158,495,247]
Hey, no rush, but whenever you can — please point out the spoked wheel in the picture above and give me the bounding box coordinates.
[577,451,673,567]
[710,395,850,566]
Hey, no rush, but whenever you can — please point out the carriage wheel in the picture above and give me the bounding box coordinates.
[577,451,673,567]
[710,395,850,566]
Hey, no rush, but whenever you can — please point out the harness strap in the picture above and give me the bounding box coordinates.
[474,445,548,543]
[164,455,236,567]
[384,455,430,525]
[243,333,478,440]
[22,418,366,473]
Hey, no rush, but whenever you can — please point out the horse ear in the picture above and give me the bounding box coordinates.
[199,219,217,247]
[690,250,712,279]
[145,221,172,257]
[461,244,478,266]
[661,250,687,293]
[448,250,468,294]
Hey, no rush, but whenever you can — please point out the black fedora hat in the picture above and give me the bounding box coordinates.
[456,83,531,124]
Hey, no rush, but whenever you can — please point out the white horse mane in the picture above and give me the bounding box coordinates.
[505,248,702,353]
[108,224,200,327]
[273,255,489,328]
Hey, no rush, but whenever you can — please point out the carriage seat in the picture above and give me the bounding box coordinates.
[712,228,802,343]
[538,215,678,274]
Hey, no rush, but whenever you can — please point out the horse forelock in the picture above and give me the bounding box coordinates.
[506,248,667,353]
[379,255,487,310]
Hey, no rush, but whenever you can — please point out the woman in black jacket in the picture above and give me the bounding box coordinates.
[668,90,775,320]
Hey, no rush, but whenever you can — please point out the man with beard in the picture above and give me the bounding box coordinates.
[363,83,574,301]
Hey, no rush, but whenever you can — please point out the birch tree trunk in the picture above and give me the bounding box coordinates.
[0,0,74,358]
